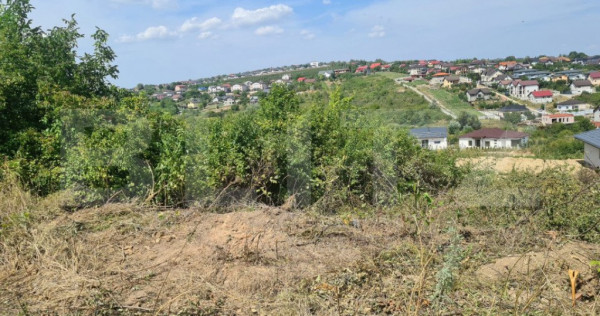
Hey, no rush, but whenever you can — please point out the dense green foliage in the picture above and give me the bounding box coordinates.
[341,76,450,126]
[529,117,595,159]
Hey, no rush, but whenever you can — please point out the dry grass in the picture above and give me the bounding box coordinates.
[1,172,600,315]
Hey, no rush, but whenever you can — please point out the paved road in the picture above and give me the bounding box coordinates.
[399,82,458,119]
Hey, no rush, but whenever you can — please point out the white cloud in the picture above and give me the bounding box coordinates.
[232,4,293,26]
[368,25,385,38]
[300,29,315,40]
[323,0,331,4]
[198,31,219,40]
[180,17,222,32]
[255,25,284,36]
[118,25,177,42]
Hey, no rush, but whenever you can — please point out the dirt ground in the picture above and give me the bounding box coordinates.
[458,156,584,173]
[2,202,600,315]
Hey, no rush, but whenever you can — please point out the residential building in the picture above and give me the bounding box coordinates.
[571,80,594,95]
[466,88,493,102]
[442,75,460,88]
[409,127,448,150]
[528,90,553,104]
[282,74,291,81]
[459,128,529,149]
[318,70,334,78]
[542,113,575,125]
[356,65,369,74]
[588,72,600,86]
[224,98,235,106]
[174,85,187,92]
[232,84,248,92]
[481,69,504,83]
[429,73,449,85]
[370,63,382,70]
[574,129,600,168]
[509,80,539,100]
[497,104,529,118]
[310,61,320,67]
[556,99,589,112]
[251,82,266,91]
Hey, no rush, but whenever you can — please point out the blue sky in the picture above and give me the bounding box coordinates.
[29,0,600,87]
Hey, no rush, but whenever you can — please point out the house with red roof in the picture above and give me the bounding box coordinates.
[528,90,553,104]
[429,72,449,85]
[542,113,574,125]
[297,77,306,82]
[588,72,600,86]
[355,65,368,74]
[459,128,529,149]
[370,63,382,70]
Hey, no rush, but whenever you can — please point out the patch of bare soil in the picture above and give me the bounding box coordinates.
[0,204,409,314]
[458,156,584,173]
[2,204,600,315]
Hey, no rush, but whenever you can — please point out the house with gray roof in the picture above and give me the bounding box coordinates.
[575,129,600,168]
[409,127,448,150]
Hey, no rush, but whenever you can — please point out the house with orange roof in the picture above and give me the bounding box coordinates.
[429,72,449,85]
[498,61,517,71]
[588,72,600,86]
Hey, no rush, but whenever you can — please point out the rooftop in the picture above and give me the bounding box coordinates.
[410,127,448,139]
[461,128,529,139]
[575,129,600,148]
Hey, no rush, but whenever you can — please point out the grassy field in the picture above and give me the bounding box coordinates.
[418,86,481,117]
[374,71,408,79]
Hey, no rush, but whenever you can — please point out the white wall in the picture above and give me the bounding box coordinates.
[424,137,447,150]
[584,143,600,168]
[459,137,528,149]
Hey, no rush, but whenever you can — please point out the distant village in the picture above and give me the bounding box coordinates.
[135,53,600,168]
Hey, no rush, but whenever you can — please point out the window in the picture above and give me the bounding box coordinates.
[468,140,473,146]
[434,141,441,144]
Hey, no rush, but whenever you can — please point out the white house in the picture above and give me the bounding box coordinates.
[571,80,595,95]
[575,129,600,168]
[509,80,539,100]
[409,127,448,150]
[224,98,235,106]
[556,99,590,112]
[481,69,504,83]
[231,84,248,92]
[310,61,320,68]
[542,113,575,125]
[528,90,553,104]
[459,128,529,149]
[282,74,291,81]
[251,82,266,91]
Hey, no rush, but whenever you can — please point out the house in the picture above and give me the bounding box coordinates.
[466,88,493,102]
[594,106,600,122]
[574,129,600,168]
[409,65,427,77]
[224,98,235,106]
[297,77,306,83]
[509,80,539,100]
[187,101,200,109]
[542,113,575,125]
[318,70,334,78]
[249,96,259,104]
[429,73,449,85]
[251,82,266,91]
[232,84,248,92]
[370,63,382,70]
[334,68,350,75]
[221,83,232,93]
[498,61,517,71]
[409,127,448,150]
[282,74,291,81]
[556,99,589,112]
[355,65,368,74]
[528,90,553,104]
[310,61,320,68]
[571,80,594,95]
[588,72,600,86]
[481,69,504,83]
[174,85,187,92]
[497,104,529,118]
[442,75,460,88]
[172,94,183,102]
[459,128,529,149]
